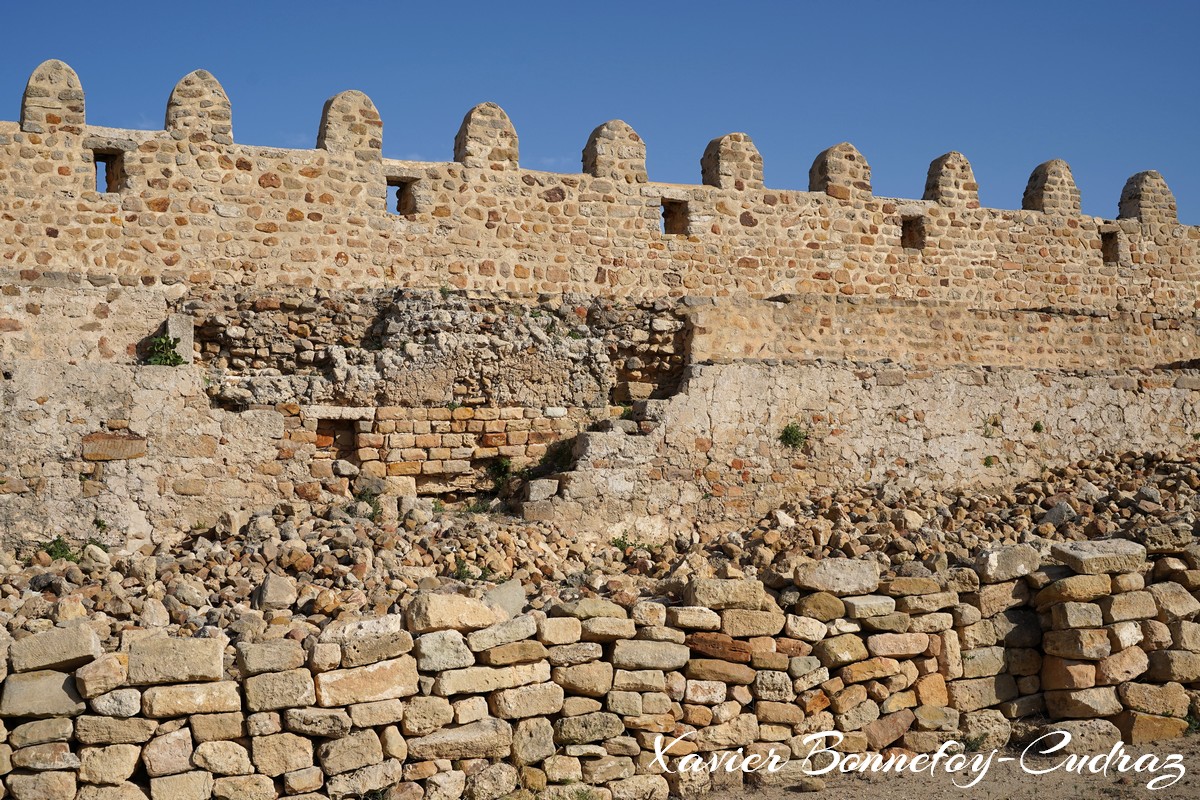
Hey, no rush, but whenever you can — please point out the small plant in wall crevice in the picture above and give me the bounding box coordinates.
[779,422,808,449]
[144,333,184,367]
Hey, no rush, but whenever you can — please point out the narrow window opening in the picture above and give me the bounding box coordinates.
[1101,230,1120,265]
[92,149,125,193]
[387,177,419,215]
[901,216,926,250]
[661,199,689,235]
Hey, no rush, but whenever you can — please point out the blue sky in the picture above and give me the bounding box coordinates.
[2,1,1197,222]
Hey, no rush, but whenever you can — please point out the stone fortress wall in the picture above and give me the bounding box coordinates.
[2,58,1200,546]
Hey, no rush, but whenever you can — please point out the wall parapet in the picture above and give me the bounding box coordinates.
[0,59,1196,307]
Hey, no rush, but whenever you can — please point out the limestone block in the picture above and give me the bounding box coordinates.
[235,640,304,676]
[975,543,1040,583]
[1045,687,1122,719]
[127,638,223,685]
[318,729,383,775]
[314,656,419,706]
[467,614,537,652]
[10,624,101,673]
[79,744,142,786]
[407,718,513,760]
[794,560,879,596]
[76,654,129,699]
[610,640,689,671]
[0,669,85,717]
[141,681,240,717]
[490,681,565,719]
[1051,540,1146,574]
[407,593,505,633]
[192,740,252,775]
[684,579,764,610]
[244,668,316,711]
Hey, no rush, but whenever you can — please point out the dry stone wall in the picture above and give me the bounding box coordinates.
[2,540,1200,800]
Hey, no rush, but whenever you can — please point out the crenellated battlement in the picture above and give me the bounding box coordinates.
[0,59,1197,310]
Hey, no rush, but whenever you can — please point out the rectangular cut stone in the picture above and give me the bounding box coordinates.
[1043,629,1111,661]
[840,657,900,684]
[613,670,666,692]
[975,544,1040,583]
[610,640,690,671]
[1118,682,1190,717]
[10,625,102,673]
[235,641,305,676]
[879,578,941,596]
[684,579,764,610]
[909,613,953,633]
[74,657,129,700]
[863,708,916,750]
[150,771,214,800]
[407,718,513,760]
[1148,582,1200,622]
[866,633,928,658]
[1051,540,1146,575]
[0,670,86,717]
[665,607,721,630]
[142,681,241,717]
[1041,656,1096,690]
[1098,591,1157,624]
[75,716,160,745]
[843,595,896,618]
[1145,650,1200,682]
[82,432,148,461]
[719,610,785,637]
[996,694,1046,719]
[467,615,538,652]
[960,646,1006,679]
[434,661,550,696]
[318,615,414,668]
[1045,687,1123,719]
[968,581,1031,616]
[895,592,958,614]
[1035,575,1111,609]
[1051,602,1103,630]
[128,638,224,685]
[489,681,565,719]
[946,675,1017,713]
[794,561,879,596]
[315,656,419,706]
[1114,710,1189,743]
[685,632,753,663]
[245,668,317,711]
